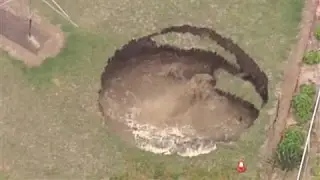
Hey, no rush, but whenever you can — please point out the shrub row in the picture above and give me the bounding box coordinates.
[303,50,320,65]
[303,25,320,65]
[274,128,304,171]
[274,83,316,171]
[292,84,316,124]
[273,27,320,171]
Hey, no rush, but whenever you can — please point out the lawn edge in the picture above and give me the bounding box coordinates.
[261,0,318,178]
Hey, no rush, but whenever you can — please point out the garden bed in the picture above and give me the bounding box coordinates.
[270,6,320,179]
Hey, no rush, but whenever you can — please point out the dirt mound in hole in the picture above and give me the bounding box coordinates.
[98,25,269,157]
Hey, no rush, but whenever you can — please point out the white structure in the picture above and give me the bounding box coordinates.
[296,86,320,180]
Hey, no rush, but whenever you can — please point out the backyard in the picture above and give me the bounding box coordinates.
[0,0,304,179]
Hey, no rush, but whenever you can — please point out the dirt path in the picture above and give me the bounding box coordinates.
[295,1,320,179]
[262,0,319,179]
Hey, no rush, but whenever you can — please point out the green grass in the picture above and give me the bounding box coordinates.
[0,0,304,179]
[292,84,317,124]
[312,165,320,180]
[11,28,110,88]
[0,173,7,180]
[310,156,320,180]
[303,50,320,65]
[315,25,320,40]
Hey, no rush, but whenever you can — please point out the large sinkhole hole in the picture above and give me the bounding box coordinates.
[99,25,269,157]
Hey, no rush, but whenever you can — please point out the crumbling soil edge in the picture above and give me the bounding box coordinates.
[98,25,270,151]
[263,0,318,178]
[99,25,269,107]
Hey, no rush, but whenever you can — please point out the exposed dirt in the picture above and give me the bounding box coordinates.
[0,1,64,67]
[0,9,48,53]
[99,25,269,156]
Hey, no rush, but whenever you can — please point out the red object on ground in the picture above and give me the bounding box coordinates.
[237,159,247,173]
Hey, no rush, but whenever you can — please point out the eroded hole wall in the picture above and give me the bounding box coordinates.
[99,25,269,156]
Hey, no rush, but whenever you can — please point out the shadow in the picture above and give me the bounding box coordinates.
[98,25,270,150]
[100,25,268,107]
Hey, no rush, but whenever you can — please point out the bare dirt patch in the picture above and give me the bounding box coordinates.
[0,1,64,67]
[99,25,269,156]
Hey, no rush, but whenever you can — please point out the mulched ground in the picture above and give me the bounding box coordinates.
[0,9,48,54]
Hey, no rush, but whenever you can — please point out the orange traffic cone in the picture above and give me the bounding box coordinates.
[237,159,246,173]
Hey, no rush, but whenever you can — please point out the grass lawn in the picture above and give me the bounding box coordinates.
[0,0,303,179]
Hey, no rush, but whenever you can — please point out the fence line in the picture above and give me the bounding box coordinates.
[40,0,78,27]
[296,86,320,180]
